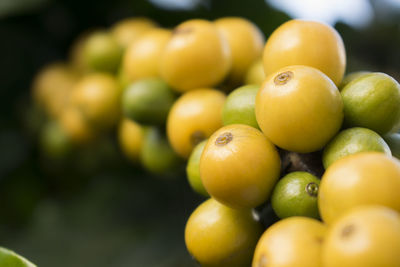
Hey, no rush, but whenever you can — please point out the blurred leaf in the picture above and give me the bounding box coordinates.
[0,130,29,178]
[0,0,49,18]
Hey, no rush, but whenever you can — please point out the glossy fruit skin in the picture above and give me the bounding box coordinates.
[200,124,280,209]
[83,31,122,73]
[222,85,260,129]
[322,127,391,169]
[167,89,225,158]
[341,72,400,135]
[185,198,263,267]
[271,171,320,219]
[322,206,400,267]
[256,65,343,153]
[32,63,78,118]
[70,73,121,130]
[122,78,176,125]
[140,127,181,174]
[111,17,157,48]
[123,28,171,82]
[319,152,400,224]
[215,17,264,86]
[160,19,231,92]
[245,59,265,85]
[59,106,95,144]
[339,71,370,90]
[263,20,346,86]
[0,247,36,267]
[252,217,326,267]
[186,140,209,197]
[118,119,144,163]
[383,133,400,159]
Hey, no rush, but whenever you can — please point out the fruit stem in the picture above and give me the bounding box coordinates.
[274,71,293,85]
[215,132,233,146]
[306,182,318,197]
[280,150,324,177]
[341,224,355,238]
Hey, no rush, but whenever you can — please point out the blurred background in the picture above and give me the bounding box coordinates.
[0,0,399,266]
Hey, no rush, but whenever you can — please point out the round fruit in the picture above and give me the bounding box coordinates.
[186,140,209,197]
[69,32,91,74]
[118,119,144,163]
[32,63,78,118]
[59,106,95,144]
[70,73,121,129]
[122,78,176,125]
[263,19,346,86]
[140,127,181,174]
[123,28,171,82]
[245,59,265,85]
[215,17,264,85]
[256,65,343,153]
[318,152,400,224]
[40,121,72,159]
[383,133,400,159]
[83,31,122,73]
[341,72,400,134]
[160,19,231,92]
[222,84,259,129]
[252,217,326,267]
[200,124,280,209]
[271,171,320,219]
[111,17,157,48]
[322,127,391,169]
[322,205,400,267]
[0,247,36,267]
[185,198,263,267]
[116,66,131,90]
[339,71,370,90]
[167,89,225,158]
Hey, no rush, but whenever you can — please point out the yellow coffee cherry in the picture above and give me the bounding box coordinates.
[111,17,157,48]
[118,118,144,163]
[69,32,91,74]
[200,124,280,209]
[70,73,121,130]
[319,152,400,224]
[256,65,343,153]
[263,19,346,86]
[323,205,400,267]
[59,106,95,144]
[32,63,78,118]
[215,17,264,86]
[253,217,326,267]
[167,88,225,158]
[123,28,172,82]
[245,58,265,85]
[185,198,263,267]
[160,19,231,92]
